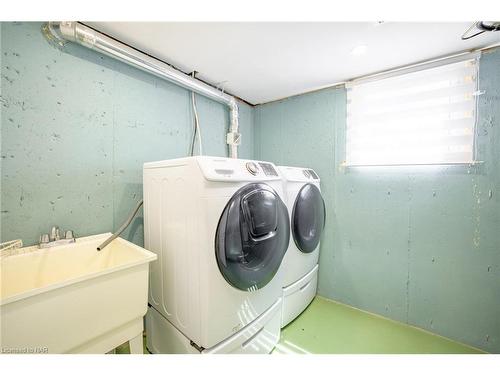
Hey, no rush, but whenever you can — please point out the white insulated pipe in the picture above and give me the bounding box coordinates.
[46,21,240,158]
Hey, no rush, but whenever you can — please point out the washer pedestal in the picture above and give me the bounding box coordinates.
[146,298,282,354]
[281,265,318,328]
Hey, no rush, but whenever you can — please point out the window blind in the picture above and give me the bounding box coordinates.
[345,55,480,166]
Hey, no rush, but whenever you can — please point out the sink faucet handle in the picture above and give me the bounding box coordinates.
[40,234,50,244]
[65,230,74,240]
[49,226,59,241]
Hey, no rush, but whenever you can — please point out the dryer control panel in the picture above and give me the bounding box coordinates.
[277,166,320,182]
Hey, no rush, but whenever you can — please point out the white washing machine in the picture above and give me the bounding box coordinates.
[143,156,290,353]
[277,166,325,328]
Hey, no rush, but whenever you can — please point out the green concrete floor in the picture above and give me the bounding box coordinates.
[274,296,483,354]
[114,335,147,354]
[115,296,483,354]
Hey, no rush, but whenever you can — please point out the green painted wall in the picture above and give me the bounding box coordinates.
[254,48,500,353]
[0,22,254,247]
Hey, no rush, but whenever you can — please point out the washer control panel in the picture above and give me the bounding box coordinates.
[246,162,259,175]
[197,156,281,181]
[259,162,278,177]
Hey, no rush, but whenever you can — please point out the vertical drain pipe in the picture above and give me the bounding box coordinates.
[44,21,241,158]
[227,99,240,159]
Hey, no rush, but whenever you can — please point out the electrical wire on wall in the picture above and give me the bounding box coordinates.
[190,71,203,156]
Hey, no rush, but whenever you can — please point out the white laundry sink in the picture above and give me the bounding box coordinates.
[0,233,157,354]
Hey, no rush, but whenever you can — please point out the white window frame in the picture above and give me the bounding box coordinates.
[344,52,481,167]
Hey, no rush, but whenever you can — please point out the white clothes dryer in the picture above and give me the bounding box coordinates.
[277,166,325,328]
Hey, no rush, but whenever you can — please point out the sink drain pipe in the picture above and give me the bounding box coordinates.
[44,21,241,158]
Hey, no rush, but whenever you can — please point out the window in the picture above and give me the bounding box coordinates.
[345,54,480,166]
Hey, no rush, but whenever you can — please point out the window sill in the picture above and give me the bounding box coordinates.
[341,161,484,168]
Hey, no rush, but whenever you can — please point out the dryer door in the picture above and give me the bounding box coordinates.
[215,183,290,291]
[292,183,326,253]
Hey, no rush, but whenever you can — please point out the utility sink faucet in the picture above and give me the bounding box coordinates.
[39,226,76,248]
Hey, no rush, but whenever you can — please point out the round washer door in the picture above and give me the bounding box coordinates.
[215,183,290,291]
[292,183,326,253]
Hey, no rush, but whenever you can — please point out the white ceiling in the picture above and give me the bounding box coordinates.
[88,22,500,104]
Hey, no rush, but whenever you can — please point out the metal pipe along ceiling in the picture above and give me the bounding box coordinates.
[45,21,241,158]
